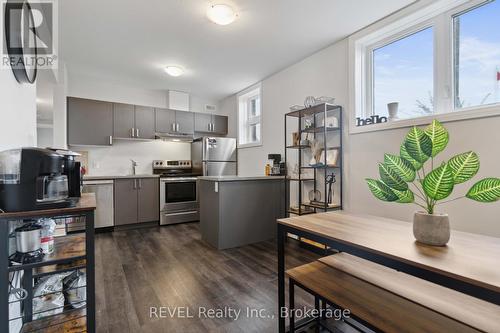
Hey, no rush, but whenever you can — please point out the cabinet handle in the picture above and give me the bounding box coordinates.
[109,136,113,145]
[133,179,137,189]
[208,123,211,132]
[136,128,139,137]
[172,123,176,132]
[176,123,180,132]
[138,179,142,189]
[130,128,134,137]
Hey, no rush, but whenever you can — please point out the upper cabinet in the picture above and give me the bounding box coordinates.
[67,97,113,146]
[155,108,176,134]
[155,109,194,135]
[194,113,212,133]
[212,115,228,135]
[134,106,155,139]
[194,113,228,136]
[175,111,194,135]
[114,104,155,140]
[113,103,135,138]
[67,97,229,146]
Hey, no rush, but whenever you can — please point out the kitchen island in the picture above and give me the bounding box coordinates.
[198,176,286,249]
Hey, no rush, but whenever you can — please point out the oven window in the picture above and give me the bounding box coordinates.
[165,182,196,203]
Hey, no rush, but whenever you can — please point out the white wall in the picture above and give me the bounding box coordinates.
[218,26,500,237]
[76,140,190,176]
[66,72,216,175]
[0,71,37,151]
[219,40,349,177]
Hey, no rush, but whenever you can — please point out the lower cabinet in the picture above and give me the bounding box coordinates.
[114,178,159,226]
[138,178,160,222]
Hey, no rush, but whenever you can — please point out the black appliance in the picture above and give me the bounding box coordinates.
[268,154,286,176]
[0,148,73,212]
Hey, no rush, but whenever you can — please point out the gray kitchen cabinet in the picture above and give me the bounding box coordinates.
[114,177,159,226]
[135,106,155,139]
[113,103,135,138]
[212,115,228,135]
[114,179,139,226]
[175,110,194,134]
[155,108,176,133]
[67,97,113,146]
[194,113,212,133]
[114,104,155,139]
[194,113,228,136]
[137,178,159,223]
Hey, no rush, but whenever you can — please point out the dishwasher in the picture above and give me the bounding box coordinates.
[67,179,114,232]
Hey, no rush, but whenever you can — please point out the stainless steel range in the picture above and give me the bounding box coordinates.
[153,160,201,225]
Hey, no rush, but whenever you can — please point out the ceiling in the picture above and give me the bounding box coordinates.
[60,0,414,102]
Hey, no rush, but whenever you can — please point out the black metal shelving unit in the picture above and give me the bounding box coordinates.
[0,195,95,333]
[284,103,343,217]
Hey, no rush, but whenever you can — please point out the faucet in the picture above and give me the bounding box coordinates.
[131,159,138,175]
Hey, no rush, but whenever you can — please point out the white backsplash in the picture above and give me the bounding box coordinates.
[72,140,191,176]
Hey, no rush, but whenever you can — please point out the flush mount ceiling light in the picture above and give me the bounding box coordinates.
[164,66,184,77]
[207,4,237,25]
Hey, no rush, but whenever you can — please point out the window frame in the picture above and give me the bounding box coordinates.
[349,0,500,134]
[237,83,262,148]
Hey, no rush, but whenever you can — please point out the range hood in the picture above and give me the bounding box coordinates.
[155,132,194,142]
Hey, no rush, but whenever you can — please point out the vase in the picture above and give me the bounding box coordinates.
[387,102,399,121]
[413,211,450,246]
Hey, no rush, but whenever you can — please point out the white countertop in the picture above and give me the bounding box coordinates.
[83,174,160,181]
[198,176,286,182]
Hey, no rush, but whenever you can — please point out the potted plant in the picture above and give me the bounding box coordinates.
[366,120,500,246]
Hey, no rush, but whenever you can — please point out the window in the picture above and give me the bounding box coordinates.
[238,84,262,147]
[373,27,434,119]
[351,0,500,132]
[453,0,500,109]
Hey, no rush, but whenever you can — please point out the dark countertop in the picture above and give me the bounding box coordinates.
[198,176,286,182]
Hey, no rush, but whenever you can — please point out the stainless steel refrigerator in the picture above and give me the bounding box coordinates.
[191,137,237,176]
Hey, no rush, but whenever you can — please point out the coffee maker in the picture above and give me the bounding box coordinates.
[47,148,82,198]
[0,148,73,212]
[268,154,286,176]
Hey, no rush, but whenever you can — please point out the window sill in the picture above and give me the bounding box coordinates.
[238,141,262,149]
[349,103,500,135]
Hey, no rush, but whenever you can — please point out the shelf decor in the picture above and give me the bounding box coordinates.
[285,103,343,217]
[285,103,343,252]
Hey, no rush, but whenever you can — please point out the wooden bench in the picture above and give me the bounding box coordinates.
[286,253,500,333]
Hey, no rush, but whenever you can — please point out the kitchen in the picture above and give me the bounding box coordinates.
[2,1,500,333]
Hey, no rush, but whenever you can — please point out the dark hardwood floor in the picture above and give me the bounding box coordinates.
[94,222,325,333]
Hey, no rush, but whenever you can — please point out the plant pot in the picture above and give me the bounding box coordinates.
[387,102,399,121]
[413,211,450,246]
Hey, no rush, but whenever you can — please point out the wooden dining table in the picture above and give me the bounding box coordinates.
[276,211,500,333]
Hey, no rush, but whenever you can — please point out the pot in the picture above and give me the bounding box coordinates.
[413,211,450,246]
[387,102,399,121]
[15,222,42,253]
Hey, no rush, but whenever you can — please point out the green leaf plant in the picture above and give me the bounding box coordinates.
[366,120,500,214]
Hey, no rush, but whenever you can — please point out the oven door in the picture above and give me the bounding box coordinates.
[160,178,199,225]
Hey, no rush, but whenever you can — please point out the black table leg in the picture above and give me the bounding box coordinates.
[278,223,286,333]
[289,278,295,333]
[85,211,96,333]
